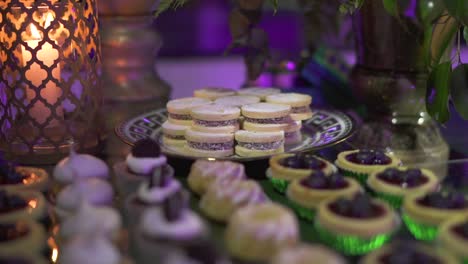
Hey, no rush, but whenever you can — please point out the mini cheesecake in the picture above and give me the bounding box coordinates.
[284,120,302,145]
[214,95,260,108]
[367,167,439,209]
[0,190,47,224]
[237,87,281,101]
[162,121,188,148]
[402,191,468,241]
[268,153,335,193]
[190,104,240,133]
[361,242,458,264]
[235,130,284,157]
[185,128,234,158]
[439,216,468,261]
[166,97,211,126]
[286,172,362,221]
[241,103,291,132]
[0,162,49,193]
[335,149,400,184]
[193,87,236,100]
[266,93,312,121]
[315,193,399,255]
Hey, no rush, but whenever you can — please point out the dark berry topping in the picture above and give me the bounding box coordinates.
[185,240,223,264]
[0,222,29,242]
[0,159,27,185]
[281,153,326,170]
[163,189,189,222]
[346,150,392,165]
[149,166,172,188]
[300,171,349,190]
[418,192,468,209]
[377,168,429,188]
[131,138,161,158]
[0,191,28,213]
[380,244,441,264]
[453,221,468,239]
[329,193,385,219]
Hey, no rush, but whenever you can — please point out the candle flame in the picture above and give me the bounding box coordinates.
[28,199,37,208]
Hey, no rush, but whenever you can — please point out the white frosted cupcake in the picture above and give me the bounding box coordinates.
[135,190,207,263]
[113,138,174,197]
[55,178,114,220]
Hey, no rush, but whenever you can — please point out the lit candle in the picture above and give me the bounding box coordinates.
[22,13,63,125]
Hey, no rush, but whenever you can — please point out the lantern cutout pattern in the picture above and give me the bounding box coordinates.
[0,0,102,163]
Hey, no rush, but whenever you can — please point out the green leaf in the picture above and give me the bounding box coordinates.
[383,0,398,17]
[429,16,459,68]
[464,27,468,44]
[443,0,468,25]
[269,0,279,13]
[426,62,452,123]
[450,64,468,119]
[154,0,176,17]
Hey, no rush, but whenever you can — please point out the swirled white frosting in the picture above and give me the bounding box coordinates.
[60,202,121,241]
[60,236,121,264]
[141,208,206,241]
[137,180,181,204]
[57,178,114,213]
[211,180,268,206]
[53,150,109,184]
[126,153,167,175]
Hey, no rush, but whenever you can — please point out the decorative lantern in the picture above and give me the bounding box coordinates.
[0,0,103,164]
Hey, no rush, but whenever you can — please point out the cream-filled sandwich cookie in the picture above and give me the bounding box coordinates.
[162,121,188,148]
[237,87,281,101]
[194,87,236,100]
[235,130,284,157]
[190,104,240,133]
[241,103,291,132]
[214,95,260,108]
[167,97,211,126]
[185,128,234,158]
[284,120,302,145]
[266,93,312,121]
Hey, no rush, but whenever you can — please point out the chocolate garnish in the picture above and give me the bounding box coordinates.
[163,189,189,222]
[149,166,172,188]
[131,138,161,158]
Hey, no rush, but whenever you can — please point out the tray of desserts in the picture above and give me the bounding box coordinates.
[115,87,355,161]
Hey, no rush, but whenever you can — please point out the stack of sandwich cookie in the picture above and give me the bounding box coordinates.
[190,104,240,133]
[284,120,302,145]
[241,103,291,132]
[162,121,188,149]
[236,87,281,101]
[185,128,235,158]
[194,87,236,100]
[234,130,284,157]
[266,93,312,121]
[214,95,260,108]
[166,97,211,125]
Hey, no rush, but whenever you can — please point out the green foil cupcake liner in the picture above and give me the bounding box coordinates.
[402,213,438,241]
[339,168,369,186]
[314,222,394,256]
[269,177,290,194]
[288,200,316,222]
[373,192,404,209]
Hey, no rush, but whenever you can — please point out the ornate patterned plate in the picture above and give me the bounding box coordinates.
[115,108,355,161]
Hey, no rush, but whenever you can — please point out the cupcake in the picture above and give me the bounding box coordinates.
[113,138,173,197]
[0,159,49,193]
[367,167,439,209]
[271,244,346,264]
[268,153,335,194]
[286,171,362,221]
[164,239,232,264]
[55,178,114,220]
[187,159,246,196]
[335,150,400,184]
[360,242,458,264]
[315,193,399,255]
[439,216,468,262]
[124,167,181,229]
[265,93,313,121]
[166,97,212,125]
[237,87,281,101]
[185,127,235,158]
[135,190,207,263]
[241,103,291,132]
[190,104,241,133]
[0,220,47,256]
[235,130,285,157]
[59,202,122,243]
[162,121,189,149]
[200,179,268,222]
[53,149,109,187]
[402,191,468,241]
[193,87,236,100]
[0,190,48,224]
[225,203,299,262]
[214,95,260,108]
